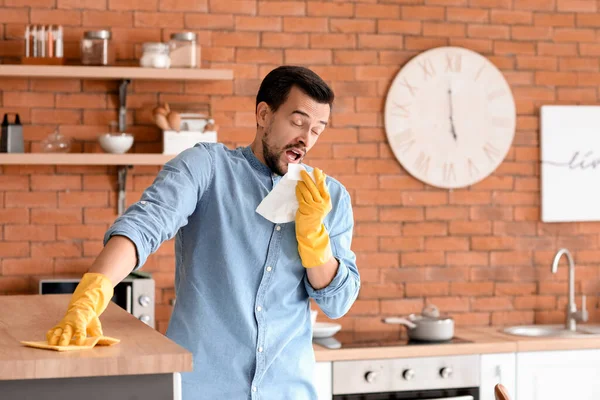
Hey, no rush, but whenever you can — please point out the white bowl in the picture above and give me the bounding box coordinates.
[313,322,342,338]
[98,133,134,154]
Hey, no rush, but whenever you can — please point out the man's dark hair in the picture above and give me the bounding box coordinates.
[255,65,334,113]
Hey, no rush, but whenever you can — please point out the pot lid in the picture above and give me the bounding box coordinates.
[412,305,453,322]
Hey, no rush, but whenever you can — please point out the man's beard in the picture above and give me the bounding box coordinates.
[261,123,307,176]
[262,135,286,176]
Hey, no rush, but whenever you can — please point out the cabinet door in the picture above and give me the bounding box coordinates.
[480,353,516,400]
[517,349,600,400]
[314,361,332,400]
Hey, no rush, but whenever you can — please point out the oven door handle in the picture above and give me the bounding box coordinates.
[126,285,132,314]
[410,396,474,400]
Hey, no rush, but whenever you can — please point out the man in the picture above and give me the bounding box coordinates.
[46,65,360,399]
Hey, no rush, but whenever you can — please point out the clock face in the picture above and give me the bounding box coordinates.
[384,46,516,189]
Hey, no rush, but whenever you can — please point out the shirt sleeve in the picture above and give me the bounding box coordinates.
[303,187,360,319]
[103,143,215,270]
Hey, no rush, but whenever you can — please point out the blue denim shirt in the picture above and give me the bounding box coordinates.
[103,143,360,400]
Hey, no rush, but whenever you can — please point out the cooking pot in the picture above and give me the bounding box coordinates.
[382,305,454,342]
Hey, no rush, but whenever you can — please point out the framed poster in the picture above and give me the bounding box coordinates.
[541,105,600,222]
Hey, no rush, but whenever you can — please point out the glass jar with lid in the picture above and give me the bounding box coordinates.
[169,32,201,68]
[140,42,170,68]
[81,30,115,66]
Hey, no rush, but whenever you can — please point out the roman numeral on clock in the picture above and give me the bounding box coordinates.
[445,53,462,73]
[414,151,430,177]
[443,162,456,183]
[475,64,486,82]
[487,89,505,101]
[419,58,436,80]
[399,78,418,97]
[391,101,410,118]
[483,142,502,163]
[394,129,415,154]
[467,158,480,178]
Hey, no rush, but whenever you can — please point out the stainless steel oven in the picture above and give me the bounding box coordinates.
[34,271,156,329]
[332,355,480,400]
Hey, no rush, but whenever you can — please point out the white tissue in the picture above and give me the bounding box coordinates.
[255,164,316,224]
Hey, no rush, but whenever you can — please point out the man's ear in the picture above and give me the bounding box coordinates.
[256,101,271,128]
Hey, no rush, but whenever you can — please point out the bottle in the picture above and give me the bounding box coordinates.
[24,25,30,57]
[55,25,63,58]
[169,32,200,68]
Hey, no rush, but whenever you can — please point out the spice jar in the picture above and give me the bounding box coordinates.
[81,30,115,66]
[140,42,170,68]
[169,32,200,68]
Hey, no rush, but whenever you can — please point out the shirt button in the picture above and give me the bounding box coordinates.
[266,266,272,272]
[252,386,257,392]
[140,201,146,205]
[258,346,263,352]
[256,306,262,312]
[275,225,281,231]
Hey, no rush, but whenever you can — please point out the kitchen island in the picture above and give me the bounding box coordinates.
[0,294,192,400]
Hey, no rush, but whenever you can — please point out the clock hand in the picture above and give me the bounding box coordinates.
[448,87,457,141]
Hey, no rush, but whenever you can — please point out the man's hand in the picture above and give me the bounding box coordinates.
[295,168,333,268]
[46,272,114,346]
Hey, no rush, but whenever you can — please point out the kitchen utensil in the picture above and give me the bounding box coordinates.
[495,384,511,400]
[81,30,115,66]
[41,130,72,153]
[98,133,134,154]
[1,113,24,153]
[383,304,454,342]
[169,32,201,68]
[313,322,342,338]
[140,42,170,68]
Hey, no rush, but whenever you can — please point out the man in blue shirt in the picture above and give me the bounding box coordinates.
[46,66,361,399]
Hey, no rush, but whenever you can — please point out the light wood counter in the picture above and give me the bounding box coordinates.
[314,326,600,362]
[0,294,192,381]
[470,326,600,352]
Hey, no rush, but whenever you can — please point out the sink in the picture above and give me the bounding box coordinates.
[502,324,600,338]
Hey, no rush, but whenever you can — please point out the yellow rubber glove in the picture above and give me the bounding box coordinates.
[295,168,333,268]
[46,272,114,346]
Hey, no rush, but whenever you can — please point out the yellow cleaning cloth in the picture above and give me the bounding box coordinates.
[21,336,120,352]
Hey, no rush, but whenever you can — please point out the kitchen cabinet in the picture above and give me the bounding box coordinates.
[480,353,516,400]
[516,349,600,400]
[315,361,332,400]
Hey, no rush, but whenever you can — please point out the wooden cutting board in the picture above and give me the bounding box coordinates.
[0,294,192,381]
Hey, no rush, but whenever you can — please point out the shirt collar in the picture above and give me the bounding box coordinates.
[242,145,273,176]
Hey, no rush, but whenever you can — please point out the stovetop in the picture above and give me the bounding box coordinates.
[314,330,473,349]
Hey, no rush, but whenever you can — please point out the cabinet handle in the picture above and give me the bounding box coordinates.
[495,365,502,383]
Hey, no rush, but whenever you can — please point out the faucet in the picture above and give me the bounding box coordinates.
[551,248,588,331]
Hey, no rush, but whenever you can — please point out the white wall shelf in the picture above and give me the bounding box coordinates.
[0,153,176,216]
[0,153,174,166]
[0,65,233,81]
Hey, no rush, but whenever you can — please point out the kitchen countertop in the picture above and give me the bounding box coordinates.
[0,294,193,380]
[314,326,600,362]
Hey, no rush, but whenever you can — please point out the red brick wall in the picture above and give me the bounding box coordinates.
[2,1,600,334]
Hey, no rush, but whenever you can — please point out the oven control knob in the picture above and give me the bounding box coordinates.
[402,369,415,380]
[138,295,151,307]
[440,367,453,379]
[139,314,151,324]
[364,371,378,383]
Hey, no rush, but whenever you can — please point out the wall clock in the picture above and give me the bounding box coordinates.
[384,46,516,189]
